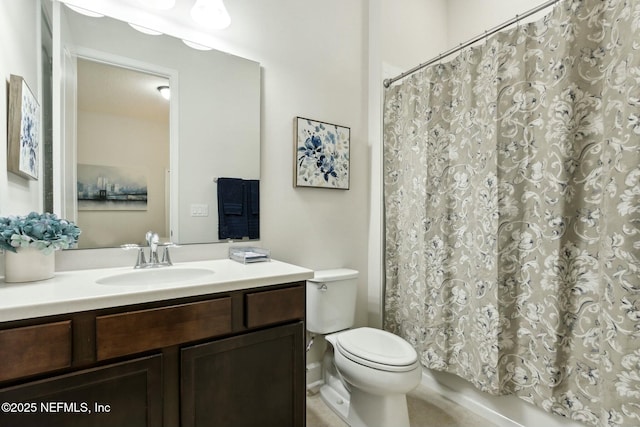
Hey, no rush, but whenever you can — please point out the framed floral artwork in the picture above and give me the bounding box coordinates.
[294,116,350,189]
[8,74,40,180]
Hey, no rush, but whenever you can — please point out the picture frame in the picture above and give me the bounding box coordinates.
[8,74,40,180]
[294,116,350,189]
[77,164,148,211]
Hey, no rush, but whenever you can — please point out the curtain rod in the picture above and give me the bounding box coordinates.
[383,0,561,88]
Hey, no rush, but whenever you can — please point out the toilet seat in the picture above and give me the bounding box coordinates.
[335,327,419,373]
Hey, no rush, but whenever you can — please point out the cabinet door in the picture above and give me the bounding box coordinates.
[181,322,305,427]
[0,355,162,427]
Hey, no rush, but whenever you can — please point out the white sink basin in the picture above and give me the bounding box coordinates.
[96,267,216,286]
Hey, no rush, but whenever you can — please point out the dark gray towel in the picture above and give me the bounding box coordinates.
[218,178,248,239]
[248,180,260,239]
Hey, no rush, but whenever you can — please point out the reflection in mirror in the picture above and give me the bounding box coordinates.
[76,59,169,248]
[54,4,261,248]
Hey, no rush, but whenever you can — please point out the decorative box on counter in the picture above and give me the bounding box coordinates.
[229,247,271,264]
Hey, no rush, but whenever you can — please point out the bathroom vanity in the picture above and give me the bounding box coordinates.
[0,259,312,427]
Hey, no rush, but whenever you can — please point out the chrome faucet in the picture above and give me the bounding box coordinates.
[146,231,160,265]
[121,231,177,269]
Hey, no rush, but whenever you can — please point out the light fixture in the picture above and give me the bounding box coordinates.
[182,39,213,51]
[137,0,176,10]
[190,0,231,30]
[63,3,104,18]
[128,23,163,35]
[157,85,170,100]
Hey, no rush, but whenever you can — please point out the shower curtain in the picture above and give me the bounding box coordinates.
[383,0,640,425]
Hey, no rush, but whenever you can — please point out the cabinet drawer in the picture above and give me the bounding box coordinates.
[245,285,305,328]
[0,321,72,382]
[96,297,232,360]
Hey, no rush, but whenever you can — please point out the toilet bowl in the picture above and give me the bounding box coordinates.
[307,269,421,427]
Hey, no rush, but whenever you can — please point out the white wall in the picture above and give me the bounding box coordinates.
[0,0,42,216]
[382,0,448,72]
[446,0,550,46]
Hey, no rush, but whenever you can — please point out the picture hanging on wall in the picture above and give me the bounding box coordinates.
[77,164,148,211]
[294,116,350,189]
[7,74,40,180]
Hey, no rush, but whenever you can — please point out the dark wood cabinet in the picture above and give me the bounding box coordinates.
[0,355,162,427]
[96,297,233,361]
[181,322,305,427]
[0,282,306,427]
[0,321,72,382]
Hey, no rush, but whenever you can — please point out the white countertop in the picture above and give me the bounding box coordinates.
[0,259,314,322]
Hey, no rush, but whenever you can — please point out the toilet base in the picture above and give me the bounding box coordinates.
[349,388,410,427]
[319,383,350,424]
[320,381,411,427]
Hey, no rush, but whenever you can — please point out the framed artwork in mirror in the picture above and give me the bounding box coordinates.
[294,116,350,189]
[8,74,40,180]
[77,164,148,211]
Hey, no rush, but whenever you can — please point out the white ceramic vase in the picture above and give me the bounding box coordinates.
[3,247,55,283]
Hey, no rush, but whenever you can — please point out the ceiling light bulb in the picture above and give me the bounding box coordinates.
[157,86,170,100]
[137,0,176,10]
[63,4,104,18]
[191,0,231,30]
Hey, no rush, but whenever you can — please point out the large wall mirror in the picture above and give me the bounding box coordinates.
[53,3,261,249]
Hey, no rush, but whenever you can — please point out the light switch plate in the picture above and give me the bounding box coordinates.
[190,204,209,217]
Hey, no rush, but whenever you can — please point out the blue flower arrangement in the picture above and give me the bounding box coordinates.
[0,212,81,255]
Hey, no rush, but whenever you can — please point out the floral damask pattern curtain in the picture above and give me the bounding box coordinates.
[383,0,640,425]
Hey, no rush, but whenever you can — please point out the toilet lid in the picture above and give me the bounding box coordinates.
[335,327,418,371]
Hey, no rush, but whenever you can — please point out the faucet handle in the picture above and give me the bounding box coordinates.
[160,242,180,266]
[121,244,147,268]
[161,246,173,266]
[135,247,147,269]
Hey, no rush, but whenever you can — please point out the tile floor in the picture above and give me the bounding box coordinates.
[306,382,500,427]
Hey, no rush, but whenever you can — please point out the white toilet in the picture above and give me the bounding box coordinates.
[307,269,421,427]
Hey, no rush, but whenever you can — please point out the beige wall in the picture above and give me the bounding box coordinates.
[76,110,169,248]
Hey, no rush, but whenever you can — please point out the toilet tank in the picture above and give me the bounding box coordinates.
[306,268,359,334]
